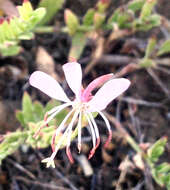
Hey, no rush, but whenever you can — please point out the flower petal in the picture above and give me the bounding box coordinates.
[62,62,82,99]
[88,78,130,111]
[29,71,70,102]
[82,73,113,101]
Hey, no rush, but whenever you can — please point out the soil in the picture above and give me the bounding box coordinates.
[0,0,170,190]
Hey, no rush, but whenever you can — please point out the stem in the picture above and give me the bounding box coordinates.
[35,25,94,34]
[35,26,56,33]
[104,112,154,168]
[126,135,142,154]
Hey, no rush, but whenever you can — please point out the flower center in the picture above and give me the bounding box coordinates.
[73,100,89,112]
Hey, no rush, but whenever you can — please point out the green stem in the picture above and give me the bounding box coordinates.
[35,25,94,34]
[126,135,142,154]
[35,26,56,33]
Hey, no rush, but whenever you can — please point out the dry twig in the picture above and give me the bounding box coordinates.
[15,176,70,190]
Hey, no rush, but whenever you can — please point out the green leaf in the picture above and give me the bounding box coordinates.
[18,32,34,40]
[0,130,28,164]
[22,92,34,123]
[139,58,155,68]
[0,44,20,57]
[144,37,156,59]
[157,40,170,56]
[16,111,25,127]
[0,1,46,57]
[152,169,165,186]
[69,32,86,60]
[38,0,64,25]
[128,0,145,12]
[140,0,157,20]
[33,101,44,121]
[147,137,167,163]
[108,8,120,24]
[108,8,133,29]
[64,9,79,36]
[96,0,110,13]
[83,9,95,26]
[134,14,161,31]
[152,163,170,187]
[2,20,16,40]
[29,8,46,28]
[94,13,105,29]
[156,163,170,174]
[18,0,33,21]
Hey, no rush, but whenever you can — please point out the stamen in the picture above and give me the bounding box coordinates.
[33,125,44,138]
[44,112,49,127]
[97,110,112,147]
[46,102,72,123]
[66,110,80,164]
[47,102,72,115]
[51,132,56,152]
[33,102,72,138]
[88,137,100,159]
[104,130,112,148]
[88,112,100,142]
[85,113,97,159]
[51,108,75,152]
[50,126,70,160]
[88,148,96,159]
[77,111,82,153]
[50,109,79,162]
[66,146,74,163]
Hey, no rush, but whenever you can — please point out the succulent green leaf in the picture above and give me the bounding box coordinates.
[147,137,167,163]
[144,37,156,59]
[0,1,46,57]
[29,8,46,27]
[0,45,20,56]
[22,92,34,123]
[134,14,161,31]
[108,9,133,29]
[94,13,105,29]
[108,8,120,24]
[0,131,28,164]
[33,101,44,120]
[83,9,95,26]
[64,9,79,36]
[157,40,170,56]
[140,0,157,20]
[17,1,33,21]
[156,163,170,174]
[16,110,25,127]
[18,32,34,40]
[69,32,86,60]
[151,162,170,188]
[139,58,155,68]
[97,0,110,13]
[128,0,145,12]
[38,0,64,25]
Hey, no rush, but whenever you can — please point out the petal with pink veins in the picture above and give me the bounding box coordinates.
[29,71,70,102]
[62,62,82,99]
[88,78,130,111]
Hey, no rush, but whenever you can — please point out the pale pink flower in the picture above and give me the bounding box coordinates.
[29,62,130,167]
